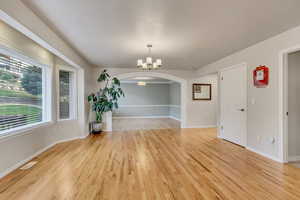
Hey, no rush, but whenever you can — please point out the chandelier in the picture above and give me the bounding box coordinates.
[137,44,162,70]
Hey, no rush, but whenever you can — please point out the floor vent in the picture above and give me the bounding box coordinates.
[20,161,38,170]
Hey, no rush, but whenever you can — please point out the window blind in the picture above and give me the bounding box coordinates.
[0,53,43,132]
[59,71,71,119]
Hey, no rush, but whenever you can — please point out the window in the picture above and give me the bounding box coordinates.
[58,67,76,120]
[0,51,50,134]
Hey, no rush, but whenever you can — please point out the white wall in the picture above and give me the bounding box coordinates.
[169,82,181,105]
[197,24,300,161]
[0,2,93,177]
[0,20,52,65]
[288,51,300,158]
[169,82,181,120]
[186,74,218,128]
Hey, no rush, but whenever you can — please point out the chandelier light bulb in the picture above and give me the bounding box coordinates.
[156,59,162,66]
[142,63,147,69]
[146,57,152,64]
[137,59,143,66]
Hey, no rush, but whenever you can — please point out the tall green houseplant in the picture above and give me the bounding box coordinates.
[88,70,124,131]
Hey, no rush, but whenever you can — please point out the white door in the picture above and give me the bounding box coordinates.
[220,64,247,146]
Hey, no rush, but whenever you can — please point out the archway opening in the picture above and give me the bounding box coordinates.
[106,72,187,131]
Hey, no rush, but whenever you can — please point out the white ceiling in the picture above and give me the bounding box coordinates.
[22,0,300,70]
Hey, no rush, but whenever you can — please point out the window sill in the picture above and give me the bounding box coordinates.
[0,121,54,142]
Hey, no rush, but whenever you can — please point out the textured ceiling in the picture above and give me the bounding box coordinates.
[22,0,300,70]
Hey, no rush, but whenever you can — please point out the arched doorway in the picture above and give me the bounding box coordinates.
[106,72,187,131]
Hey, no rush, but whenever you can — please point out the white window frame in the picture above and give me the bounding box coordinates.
[57,65,77,121]
[0,44,52,138]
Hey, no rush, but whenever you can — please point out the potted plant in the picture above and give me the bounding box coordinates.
[88,69,124,133]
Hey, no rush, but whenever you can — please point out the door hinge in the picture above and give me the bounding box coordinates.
[286,112,289,116]
[221,76,224,80]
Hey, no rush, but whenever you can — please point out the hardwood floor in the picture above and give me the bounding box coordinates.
[1,128,300,200]
[112,118,180,131]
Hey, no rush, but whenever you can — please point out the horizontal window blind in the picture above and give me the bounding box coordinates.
[59,71,70,119]
[0,53,43,132]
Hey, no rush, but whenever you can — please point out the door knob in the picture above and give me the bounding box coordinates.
[238,108,245,112]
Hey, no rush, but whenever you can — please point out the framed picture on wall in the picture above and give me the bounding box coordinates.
[192,84,212,100]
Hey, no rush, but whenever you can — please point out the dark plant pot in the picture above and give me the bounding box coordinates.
[90,121,103,134]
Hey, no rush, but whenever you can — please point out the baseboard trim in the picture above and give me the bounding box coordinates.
[246,147,283,163]
[0,135,87,179]
[186,125,217,128]
[288,155,300,162]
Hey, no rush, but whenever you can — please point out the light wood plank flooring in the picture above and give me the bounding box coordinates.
[1,128,300,200]
[112,118,180,131]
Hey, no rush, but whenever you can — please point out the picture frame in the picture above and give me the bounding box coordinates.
[192,83,212,100]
